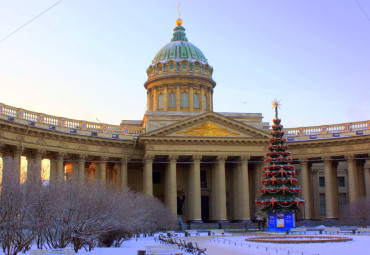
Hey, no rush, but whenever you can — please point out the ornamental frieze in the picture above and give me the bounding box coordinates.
[76,145,89,151]
[99,147,110,153]
[57,142,69,148]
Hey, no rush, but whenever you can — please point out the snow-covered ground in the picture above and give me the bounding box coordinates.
[21,232,369,255]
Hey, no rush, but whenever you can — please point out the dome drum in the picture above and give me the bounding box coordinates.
[145,20,215,113]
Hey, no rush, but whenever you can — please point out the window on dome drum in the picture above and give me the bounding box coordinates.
[338,176,345,187]
[169,93,176,108]
[181,93,188,107]
[193,93,199,109]
[319,193,326,215]
[158,94,164,109]
[182,63,187,69]
[194,65,199,70]
[170,63,174,69]
[319,176,325,187]
[203,95,207,110]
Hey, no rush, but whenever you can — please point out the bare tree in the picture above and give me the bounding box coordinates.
[341,197,370,227]
[0,157,38,255]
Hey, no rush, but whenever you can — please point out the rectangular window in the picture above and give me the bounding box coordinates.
[339,193,347,213]
[169,93,176,108]
[319,176,325,187]
[193,93,199,109]
[158,94,164,109]
[338,176,345,187]
[319,193,326,215]
[204,95,207,110]
[181,92,188,107]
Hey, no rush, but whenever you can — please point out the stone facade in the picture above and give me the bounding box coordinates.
[0,19,369,223]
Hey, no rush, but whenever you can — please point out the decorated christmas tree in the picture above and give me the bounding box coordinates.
[256,99,305,230]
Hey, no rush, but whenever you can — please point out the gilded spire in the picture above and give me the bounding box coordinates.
[172,2,187,42]
[176,1,182,26]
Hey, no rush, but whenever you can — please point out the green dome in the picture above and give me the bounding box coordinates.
[152,25,208,64]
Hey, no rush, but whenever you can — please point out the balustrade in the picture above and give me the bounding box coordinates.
[0,102,145,135]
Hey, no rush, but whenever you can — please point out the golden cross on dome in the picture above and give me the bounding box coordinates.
[272,98,281,119]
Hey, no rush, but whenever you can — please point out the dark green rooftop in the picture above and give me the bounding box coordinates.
[152,24,208,64]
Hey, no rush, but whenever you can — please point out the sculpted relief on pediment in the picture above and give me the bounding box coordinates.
[176,121,240,137]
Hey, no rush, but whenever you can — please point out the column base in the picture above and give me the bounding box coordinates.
[210,220,228,223]
[188,219,203,223]
[325,218,339,221]
[231,219,251,223]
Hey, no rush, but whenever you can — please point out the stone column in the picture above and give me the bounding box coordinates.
[365,160,370,197]
[300,160,314,219]
[189,86,194,111]
[189,155,202,222]
[78,155,86,184]
[143,155,154,196]
[49,157,57,183]
[324,160,339,219]
[26,150,43,183]
[13,147,22,184]
[163,85,168,111]
[166,155,178,216]
[234,155,251,221]
[346,156,358,203]
[152,89,157,111]
[56,153,65,182]
[1,146,21,187]
[210,90,214,111]
[100,158,107,184]
[213,156,227,222]
[120,157,128,189]
[311,168,320,219]
[200,87,205,111]
[176,86,181,111]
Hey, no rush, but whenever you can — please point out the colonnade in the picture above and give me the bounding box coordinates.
[298,157,369,219]
[143,154,252,222]
[1,144,369,222]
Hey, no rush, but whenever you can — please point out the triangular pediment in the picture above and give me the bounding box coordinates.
[141,112,269,139]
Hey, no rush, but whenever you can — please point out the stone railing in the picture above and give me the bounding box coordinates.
[284,120,370,136]
[0,103,145,135]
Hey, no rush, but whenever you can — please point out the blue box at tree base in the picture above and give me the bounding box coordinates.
[267,212,295,231]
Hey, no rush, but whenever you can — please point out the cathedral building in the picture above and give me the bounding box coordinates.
[0,18,369,223]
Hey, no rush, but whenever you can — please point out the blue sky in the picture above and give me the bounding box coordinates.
[0,0,369,128]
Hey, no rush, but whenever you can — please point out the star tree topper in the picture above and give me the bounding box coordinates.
[272,99,281,119]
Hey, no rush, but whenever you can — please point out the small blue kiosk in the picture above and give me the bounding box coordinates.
[267,211,295,231]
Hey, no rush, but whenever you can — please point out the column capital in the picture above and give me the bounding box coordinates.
[364,160,370,168]
[192,155,202,162]
[144,154,154,161]
[299,159,310,167]
[240,155,250,162]
[168,155,178,162]
[121,156,128,164]
[101,156,109,162]
[345,155,356,161]
[79,154,87,161]
[217,155,227,162]
[57,152,66,159]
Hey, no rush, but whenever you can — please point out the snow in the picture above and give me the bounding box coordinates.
[19,232,369,255]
